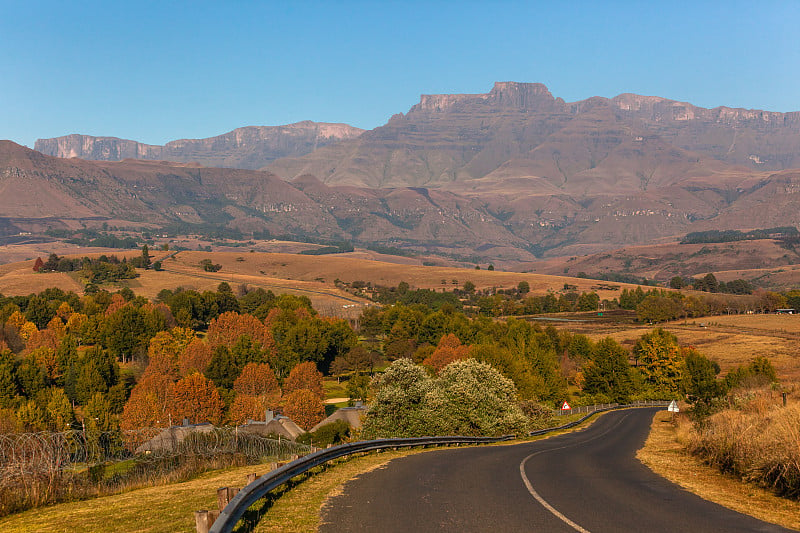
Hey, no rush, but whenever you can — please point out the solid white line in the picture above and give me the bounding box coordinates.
[518,413,631,533]
[520,455,591,533]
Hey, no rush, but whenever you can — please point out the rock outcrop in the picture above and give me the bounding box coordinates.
[34,121,364,170]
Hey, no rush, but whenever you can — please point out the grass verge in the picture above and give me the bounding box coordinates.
[637,411,800,531]
[0,462,275,533]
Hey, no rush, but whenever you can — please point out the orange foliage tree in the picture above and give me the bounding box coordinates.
[422,333,473,374]
[119,372,173,431]
[227,394,272,425]
[283,389,325,430]
[104,293,128,316]
[233,362,280,398]
[25,328,61,353]
[207,312,276,353]
[283,361,324,399]
[178,338,213,377]
[166,373,224,425]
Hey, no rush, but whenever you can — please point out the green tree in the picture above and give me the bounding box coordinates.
[104,306,150,362]
[681,348,721,408]
[45,387,74,431]
[0,350,18,407]
[582,337,634,403]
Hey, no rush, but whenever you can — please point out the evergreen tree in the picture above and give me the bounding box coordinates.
[583,337,634,403]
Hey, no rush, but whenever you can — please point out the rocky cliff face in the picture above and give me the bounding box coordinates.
[267,82,800,188]
[34,121,364,170]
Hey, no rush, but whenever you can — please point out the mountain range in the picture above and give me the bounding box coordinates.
[35,121,364,170]
[6,82,800,269]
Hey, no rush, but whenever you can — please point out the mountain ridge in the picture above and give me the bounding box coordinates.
[34,121,364,170]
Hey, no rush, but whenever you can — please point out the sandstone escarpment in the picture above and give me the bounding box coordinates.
[35,121,364,170]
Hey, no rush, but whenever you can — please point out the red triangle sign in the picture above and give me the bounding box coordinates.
[561,401,571,410]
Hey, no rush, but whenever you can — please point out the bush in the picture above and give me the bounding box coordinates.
[361,358,528,438]
[296,420,351,447]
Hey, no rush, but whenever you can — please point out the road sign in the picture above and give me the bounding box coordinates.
[667,400,679,413]
[561,401,571,411]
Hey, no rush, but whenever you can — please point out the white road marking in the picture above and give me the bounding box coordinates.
[518,413,630,533]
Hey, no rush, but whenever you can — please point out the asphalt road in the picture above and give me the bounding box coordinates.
[321,408,795,533]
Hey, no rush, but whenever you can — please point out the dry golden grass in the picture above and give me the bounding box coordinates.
[0,266,83,295]
[0,462,273,533]
[0,249,644,317]
[683,389,800,500]
[638,410,800,531]
[166,250,640,301]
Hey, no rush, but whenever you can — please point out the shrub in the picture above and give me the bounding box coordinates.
[296,419,351,447]
[362,358,527,439]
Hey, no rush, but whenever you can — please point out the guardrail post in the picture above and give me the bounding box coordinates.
[246,473,257,485]
[195,510,219,533]
[218,487,240,511]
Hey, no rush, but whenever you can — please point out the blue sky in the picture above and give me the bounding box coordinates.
[3,1,799,148]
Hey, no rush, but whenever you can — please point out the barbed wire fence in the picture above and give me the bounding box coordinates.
[0,426,312,489]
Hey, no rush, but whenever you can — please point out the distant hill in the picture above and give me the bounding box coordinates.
[34,121,364,170]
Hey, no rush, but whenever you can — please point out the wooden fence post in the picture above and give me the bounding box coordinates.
[217,486,240,511]
[194,510,220,533]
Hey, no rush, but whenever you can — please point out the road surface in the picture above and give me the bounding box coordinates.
[321,408,793,532]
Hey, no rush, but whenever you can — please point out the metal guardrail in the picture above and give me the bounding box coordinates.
[533,400,670,435]
[209,400,670,533]
[208,434,514,533]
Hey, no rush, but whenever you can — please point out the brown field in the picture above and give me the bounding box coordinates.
[558,313,800,382]
[164,250,643,300]
[0,249,646,316]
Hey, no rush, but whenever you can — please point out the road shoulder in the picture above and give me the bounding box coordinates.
[637,410,800,531]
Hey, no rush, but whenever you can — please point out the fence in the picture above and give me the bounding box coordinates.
[555,400,670,416]
[0,426,311,488]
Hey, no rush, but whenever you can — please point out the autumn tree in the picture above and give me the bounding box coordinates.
[227,394,272,425]
[233,362,280,398]
[283,389,325,430]
[632,328,683,395]
[206,312,275,352]
[422,333,473,373]
[178,338,213,377]
[283,361,324,399]
[145,327,196,379]
[166,373,223,425]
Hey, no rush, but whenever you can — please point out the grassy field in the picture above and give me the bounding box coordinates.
[0,462,274,533]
